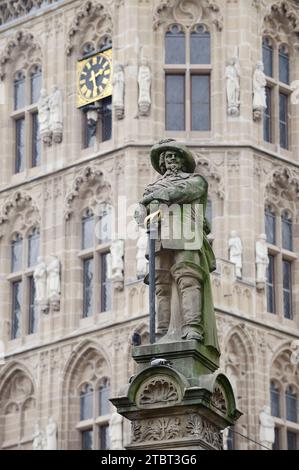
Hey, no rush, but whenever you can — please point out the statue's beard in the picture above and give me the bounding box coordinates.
[165,164,181,174]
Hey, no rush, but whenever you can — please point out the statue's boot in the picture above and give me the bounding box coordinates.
[171,262,204,342]
[155,270,171,339]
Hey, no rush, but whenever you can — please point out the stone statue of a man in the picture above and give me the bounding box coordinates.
[138,59,151,116]
[110,240,124,282]
[256,233,269,283]
[226,57,240,116]
[46,417,57,450]
[38,89,51,145]
[34,257,47,304]
[109,411,123,450]
[259,405,275,449]
[49,85,63,143]
[113,64,125,119]
[32,423,47,450]
[136,228,148,279]
[228,231,243,278]
[47,256,60,304]
[253,61,267,120]
[134,139,219,353]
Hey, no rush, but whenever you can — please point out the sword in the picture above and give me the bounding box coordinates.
[144,208,162,344]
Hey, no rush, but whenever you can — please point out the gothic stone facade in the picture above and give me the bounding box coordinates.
[0,0,298,450]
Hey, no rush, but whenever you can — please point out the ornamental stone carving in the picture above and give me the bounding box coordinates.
[153,0,223,31]
[137,377,181,407]
[0,1,59,27]
[0,191,40,238]
[211,385,227,414]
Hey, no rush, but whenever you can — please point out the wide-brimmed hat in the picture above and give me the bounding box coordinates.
[150,139,196,175]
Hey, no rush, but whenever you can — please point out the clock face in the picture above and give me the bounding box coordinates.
[77,50,112,108]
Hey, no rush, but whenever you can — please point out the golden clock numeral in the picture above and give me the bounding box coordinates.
[104,69,110,75]
[86,89,92,98]
[81,71,87,76]
[81,84,88,94]
[99,86,103,93]
[92,57,97,65]
[86,62,91,70]
[99,57,103,66]
[80,79,86,85]
[102,78,108,85]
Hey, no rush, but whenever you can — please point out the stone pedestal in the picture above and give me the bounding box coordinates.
[111,341,241,450]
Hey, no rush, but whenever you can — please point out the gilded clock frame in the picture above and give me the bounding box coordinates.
[77,48,113,109]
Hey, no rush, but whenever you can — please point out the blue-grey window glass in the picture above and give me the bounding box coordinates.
[191,75,210,131]
[287,431,298,450]
[83,258,94,318]
[165,74,185,131]
[279,45,290,85]
[99,425,109,450]
[14,71,25,110]
[11,234,23,272]
[99,380,110,415]
[32,113,41,167]
[101,254,112,312]
[283,260,292,320]
[98,208,112,244]
[15,117,25,174]
[286,386,297,422]
[165,25,185,64]
[30,66,42,104]
[226,427,235,450]
[267,255,275,314]
[82,211,94,249]
[264,86,272,143]
[28,227,40,268]
[101,96,112,142]
[84,112,96,149]
[28,276,38,334]
[80,384,94,420]
[265,207,276,245]
[282,213,293,251]
[273,427,280,450]
[270,381,280,418]
[82,429,93,450]
[279,92,288,150]
[262,38,273,77]
[190,25,210,64]
[12,281,22,339]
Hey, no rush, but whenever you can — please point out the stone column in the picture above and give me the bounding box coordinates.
[111,340,241,450]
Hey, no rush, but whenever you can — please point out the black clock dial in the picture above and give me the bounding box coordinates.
[79,55,111,100]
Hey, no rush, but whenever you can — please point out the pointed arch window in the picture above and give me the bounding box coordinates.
[270,380,299,449]
[262,38,291,150]
[165,23,211,132]
[12,65,43,172]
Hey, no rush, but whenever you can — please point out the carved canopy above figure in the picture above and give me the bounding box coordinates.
[153,0,223,30]
[0,0,61,27]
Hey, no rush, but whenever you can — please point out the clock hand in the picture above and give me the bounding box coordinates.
[89,70,98,95]
[95,69,104,78]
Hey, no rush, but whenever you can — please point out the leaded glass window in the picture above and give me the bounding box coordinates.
[265,207,276,245]
[11,281,22,339]
[165,74,185,131]
[286,386,297,423]
[82,211,94,250]
[99,379,111,416]
[267,255,275,314]
[32,112,41,167]
[271,381,280,418]
[190,25,210,64]
[263,38,273,77]
[82,429,93,450]
[165,24,185,64]
[281,213,292,251]
[80,384,94,421]
[14,71,25,110]
[15,117,25,173]
[28,228,40,268]
[30,65,42,104]
[28,276,38,334]
[191,75,210,131]
[100,254,112,312]
[279,45,290,85]
[279,92,288,150]
[11,234,23,273]
[283,260,292,320]
[83,258,94,317]
[263,86,272,143]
